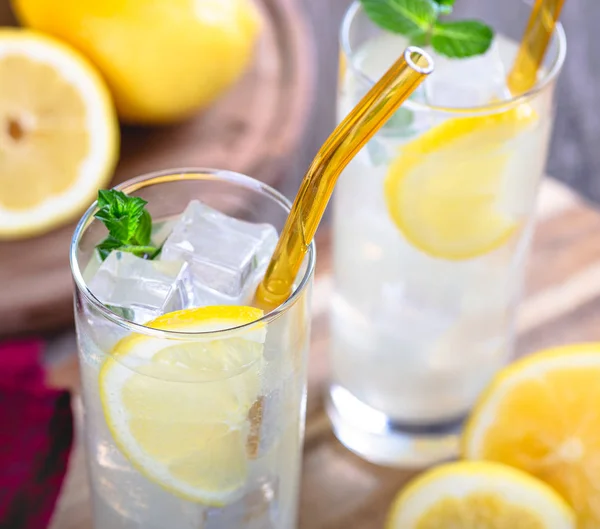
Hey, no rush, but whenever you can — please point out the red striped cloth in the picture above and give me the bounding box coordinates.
[0,339,73,529]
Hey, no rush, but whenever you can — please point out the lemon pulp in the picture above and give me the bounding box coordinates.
[386,461,574,529]
[384,104,537,260]
[463,344,600,528]
[0,29,118,238]
[99,306,265,506]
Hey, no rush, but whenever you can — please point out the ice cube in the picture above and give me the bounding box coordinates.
[161,200,278,306]
[88,251,191,324]
[205,476,278,529]
[424,38,512,107]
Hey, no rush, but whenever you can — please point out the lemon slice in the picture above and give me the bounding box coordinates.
[0,28,118,239]
[463,344,600,527]
[386,461,574,528]
[384,104,536,260]
[100,306,265,505]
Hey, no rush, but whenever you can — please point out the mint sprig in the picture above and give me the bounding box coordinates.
[360,0,494,59]
[94,189,160,261]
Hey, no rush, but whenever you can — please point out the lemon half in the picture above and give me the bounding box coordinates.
[13,0,262,124]
[100,306,265,505]
[0,29,118,239]
[384,104,536,260]
[463,344,600,528]
[386,461,574,529]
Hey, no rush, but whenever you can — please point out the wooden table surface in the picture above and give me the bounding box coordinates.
[47,178,600,529]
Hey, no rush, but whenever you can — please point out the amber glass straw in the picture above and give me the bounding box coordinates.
[507,0,565,94]
[255,47,433,309]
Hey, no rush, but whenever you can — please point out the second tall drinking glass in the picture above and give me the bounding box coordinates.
[329,0,567,466]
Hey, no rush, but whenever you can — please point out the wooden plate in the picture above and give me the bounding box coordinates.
[0,0,315,336]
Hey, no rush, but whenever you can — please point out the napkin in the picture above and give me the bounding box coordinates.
[0,339,73,529]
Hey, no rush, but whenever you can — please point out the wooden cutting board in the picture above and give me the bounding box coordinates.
[0,0,314,336]
[47,178,600,529]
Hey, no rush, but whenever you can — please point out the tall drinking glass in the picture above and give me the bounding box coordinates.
[329,0,566,466]
[70,169,315,528]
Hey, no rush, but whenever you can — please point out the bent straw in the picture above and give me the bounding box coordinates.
[507,0,566,95]
[255,47,434,309]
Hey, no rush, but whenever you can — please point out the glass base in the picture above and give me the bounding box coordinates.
[326,384,465,468]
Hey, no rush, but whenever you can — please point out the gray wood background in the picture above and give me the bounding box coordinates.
[298,0,599,204]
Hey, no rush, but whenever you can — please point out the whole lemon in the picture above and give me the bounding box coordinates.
[12,0,262,124]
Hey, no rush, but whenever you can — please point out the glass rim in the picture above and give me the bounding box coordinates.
[69,168,316,340]
[340,0,568,116]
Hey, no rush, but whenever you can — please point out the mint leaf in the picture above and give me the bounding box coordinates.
[120,244,162,259]
[93,210,130,242]
[94,189,158,261]
[96,236,123,261]
[94,190,149,243]
[123,197,148,241]
[360,0,436,38]
[432,0,455,5]
[133,210,152,246]
[97,189,114,209]
[431,20,493,58]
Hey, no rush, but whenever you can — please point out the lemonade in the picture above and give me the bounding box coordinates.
[328,2,566,466]
[71,170,315,528]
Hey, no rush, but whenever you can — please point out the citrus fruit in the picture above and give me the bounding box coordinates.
[100,305,266,505]
[384,103,536,260]
[0,29,118,239]
[463,344,600,528]
[386,461,574,529]
[13,0,262,124]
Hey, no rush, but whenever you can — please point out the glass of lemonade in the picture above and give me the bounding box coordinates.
[70,169,315,529]
[329,0,566,466]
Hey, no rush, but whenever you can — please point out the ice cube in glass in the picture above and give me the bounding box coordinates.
[88,251,191,324]
[424,39,513,107]
[161,200,278,305]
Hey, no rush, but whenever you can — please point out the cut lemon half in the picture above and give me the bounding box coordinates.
[384,104,536,260]
[0,28,118,239]
[463,344,600,528]
[100,306,265,505]
[386,461,574,529]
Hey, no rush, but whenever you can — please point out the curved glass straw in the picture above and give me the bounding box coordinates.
[508,0,566,94]
[255,46,434,309]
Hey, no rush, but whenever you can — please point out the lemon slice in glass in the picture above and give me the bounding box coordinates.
[386,461,574,528]
[100,306,265,506]
[0,29,118,239]
[384,104,536,260]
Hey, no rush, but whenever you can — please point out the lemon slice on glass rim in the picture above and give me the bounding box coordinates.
[99,306,266,506]
[0,28,118,239]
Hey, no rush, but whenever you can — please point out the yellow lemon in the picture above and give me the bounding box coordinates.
[100,306,266,505]
[384,104,536,260]
[463,344,600,528]
[13,0,262,124]
[0,29,118,239]
[386,461,574,529]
